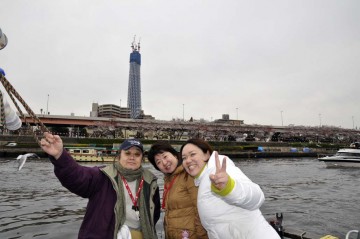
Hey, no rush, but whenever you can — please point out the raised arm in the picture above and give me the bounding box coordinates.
[40,132,64,159]
[209,152,265,211]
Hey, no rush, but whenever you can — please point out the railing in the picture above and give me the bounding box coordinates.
[346,230,359,239]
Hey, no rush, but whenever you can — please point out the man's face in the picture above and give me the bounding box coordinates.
[119,146,143,170]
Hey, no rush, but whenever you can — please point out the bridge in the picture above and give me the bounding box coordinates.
[14,114,359,143]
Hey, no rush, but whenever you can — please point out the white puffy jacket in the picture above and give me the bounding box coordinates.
[194,152,280,239]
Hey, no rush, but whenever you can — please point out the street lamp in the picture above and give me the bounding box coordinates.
[352,116,355,129]
[46,94,49,115]
[182,104,184,121]
[280,111,283,126]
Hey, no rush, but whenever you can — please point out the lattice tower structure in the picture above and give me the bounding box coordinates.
[127,44,142,119]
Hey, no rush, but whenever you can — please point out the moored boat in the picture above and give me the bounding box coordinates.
[318,142,360,168]
[269,213,359,238]
[65,146,117,162]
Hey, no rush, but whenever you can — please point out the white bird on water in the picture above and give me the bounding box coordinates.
[16,153,40,171]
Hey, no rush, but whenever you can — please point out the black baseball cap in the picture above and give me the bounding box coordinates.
[119,139,144,153]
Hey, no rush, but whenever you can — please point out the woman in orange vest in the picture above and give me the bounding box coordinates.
[148,142,208,239]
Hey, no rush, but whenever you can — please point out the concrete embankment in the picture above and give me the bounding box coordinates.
[0,146,335,159]
[225,151,319,158]
[0,147,47,158]
[221,146,336,158]
[0,135,338,158]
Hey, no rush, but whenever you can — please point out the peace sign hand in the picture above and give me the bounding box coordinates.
[209,151,229,190]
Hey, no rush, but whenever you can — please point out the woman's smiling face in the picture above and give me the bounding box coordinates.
[181,143,210,177]
[154,151,178,174]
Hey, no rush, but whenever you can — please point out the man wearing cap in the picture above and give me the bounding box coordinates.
[40,132,160,239]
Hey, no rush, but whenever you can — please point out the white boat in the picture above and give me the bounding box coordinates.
[318,143,360,168]
[65,143,151,163]
[65,147,118,162]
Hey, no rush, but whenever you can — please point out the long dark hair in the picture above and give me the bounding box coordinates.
[180,138,213,162]
[147,141,181,171]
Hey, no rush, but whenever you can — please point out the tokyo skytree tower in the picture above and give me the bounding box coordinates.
[127,37,142,119]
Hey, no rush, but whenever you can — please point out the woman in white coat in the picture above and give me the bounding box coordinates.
[180,138,280,239]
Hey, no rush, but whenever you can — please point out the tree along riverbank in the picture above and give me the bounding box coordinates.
[0,135,339,158]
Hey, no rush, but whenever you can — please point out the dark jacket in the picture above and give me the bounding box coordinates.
[50,150,160,239]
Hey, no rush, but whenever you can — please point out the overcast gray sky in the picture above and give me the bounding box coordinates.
[1,0,359,129]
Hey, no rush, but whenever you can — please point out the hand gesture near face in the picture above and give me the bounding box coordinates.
[209,151,229,190]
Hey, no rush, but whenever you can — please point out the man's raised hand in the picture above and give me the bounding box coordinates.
[40,132,64,159]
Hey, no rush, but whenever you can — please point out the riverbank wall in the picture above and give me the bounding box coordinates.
[0,135,338,158]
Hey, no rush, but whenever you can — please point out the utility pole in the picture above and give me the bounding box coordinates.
[182,104,185,121]
[46,94,49,115]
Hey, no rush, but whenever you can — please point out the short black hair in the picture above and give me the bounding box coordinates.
[148,141,181,171]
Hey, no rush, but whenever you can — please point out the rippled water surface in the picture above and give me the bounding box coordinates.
[1,157,359,238]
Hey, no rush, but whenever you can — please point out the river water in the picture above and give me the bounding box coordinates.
[0,157,359,239]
